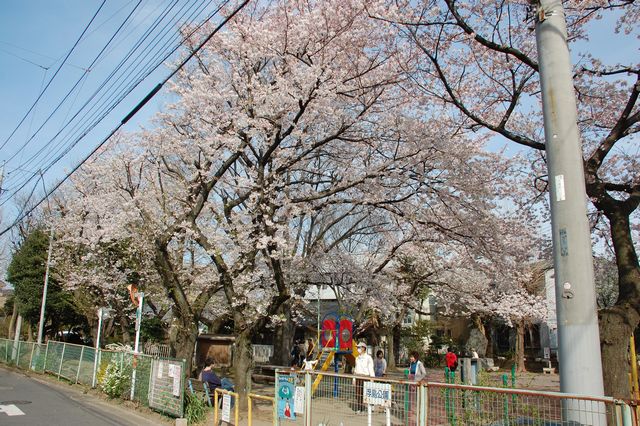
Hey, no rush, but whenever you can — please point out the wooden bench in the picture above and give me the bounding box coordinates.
[252,364,281,384]
[187,378,212,407]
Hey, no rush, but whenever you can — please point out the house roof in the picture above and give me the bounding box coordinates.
[197,334,235,342]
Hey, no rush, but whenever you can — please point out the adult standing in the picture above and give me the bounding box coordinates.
[407,351,426,426]
[445,347,458,372]
[306,338,316,361]
[408,351,426,381]
[374,350,387,377]
[291,340,302,367]
[353,341,375,413]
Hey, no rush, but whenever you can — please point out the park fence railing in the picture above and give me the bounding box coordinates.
[275,369,638,426]
[0,338,185,418]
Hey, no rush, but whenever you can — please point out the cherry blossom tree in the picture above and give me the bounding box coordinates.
[56,0,424,401]
[290,140,544,368]
[369,0,639,397]
[53,0,553,403]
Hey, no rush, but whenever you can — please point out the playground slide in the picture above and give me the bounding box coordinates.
[311,340,360,393]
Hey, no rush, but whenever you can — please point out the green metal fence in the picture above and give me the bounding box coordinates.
[0,338,185,418]
[77,346,96,386]
[0,339,47,372]
[0,338,9,362]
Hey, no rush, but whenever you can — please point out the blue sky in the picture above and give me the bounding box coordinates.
[0,1,635,244]
[0,1,227,234]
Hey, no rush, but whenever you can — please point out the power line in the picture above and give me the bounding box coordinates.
[0,40,89,72]
[31,0,211,167]
[0,47,49,70]
[0,0,106,152]
[0,0,187,194]
[0,0,250,237]
[2,0,210,192]
[2,0,143,166]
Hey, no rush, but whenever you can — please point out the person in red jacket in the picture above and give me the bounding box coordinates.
[445,348,458,372]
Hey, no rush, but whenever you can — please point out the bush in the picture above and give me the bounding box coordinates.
[100,358,131,399]
[184,392,208,425]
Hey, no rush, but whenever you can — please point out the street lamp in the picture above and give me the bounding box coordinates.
[130,291,144,400]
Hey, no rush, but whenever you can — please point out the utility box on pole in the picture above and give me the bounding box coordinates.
[532,0,605,413]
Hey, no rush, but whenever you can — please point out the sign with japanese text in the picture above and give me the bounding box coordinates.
[221,394,231,423]
[363,382,392,407]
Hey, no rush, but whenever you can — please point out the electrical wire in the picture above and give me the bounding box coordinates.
[0,47,49,70]
[0,40,89,72]
[30,0,211,169]
[0,0,106,152]
[2,0,143,165]
[0,0,187,194]
[2,0,209,192]
[3,0,228,200]
[0,0,250,237]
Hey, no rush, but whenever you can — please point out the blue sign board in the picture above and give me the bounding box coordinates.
[277,374,297,420]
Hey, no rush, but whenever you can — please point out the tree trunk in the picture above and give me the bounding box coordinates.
[387,331,396,370]
[515,320,526,373]
[8,303,17,339]
[392,323,402,367]
[233,329,254,409]
[104,317,115,342]
[484,319,494,358]
[26,321,33,342]
[120,314,131,345]
[599,306,638,399]
[588,182,640,398]
[88,317,98,345]
[273,302,295,365]
[169,316,198,377]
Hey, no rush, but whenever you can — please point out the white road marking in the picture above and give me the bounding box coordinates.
[0,404,25,416]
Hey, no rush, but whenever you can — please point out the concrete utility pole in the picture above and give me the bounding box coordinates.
[36,226,54,345]
[533,0,605,403]
[37,173,55,346]
[12,315,22,361]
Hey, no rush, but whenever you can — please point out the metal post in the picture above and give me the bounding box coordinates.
[274,370,280,426]
[15,340,21,368]
[92,308,104,388]
[317,285,320,346]
[36,226,54,346]
[305,372,312,426]
[58,343,66,379]
[419,383,426,426]
[533,0,605,403]
[76,346,85,384]
[130,292,144,400]
[12,315,22,362]
[29,341,36,370]
[43,341,49,372]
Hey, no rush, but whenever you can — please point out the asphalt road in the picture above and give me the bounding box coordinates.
[0,367,166,426]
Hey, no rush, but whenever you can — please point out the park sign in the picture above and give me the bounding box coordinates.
[363,381,392,407]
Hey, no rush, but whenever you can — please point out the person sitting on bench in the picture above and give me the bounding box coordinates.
[201,357,222,398]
